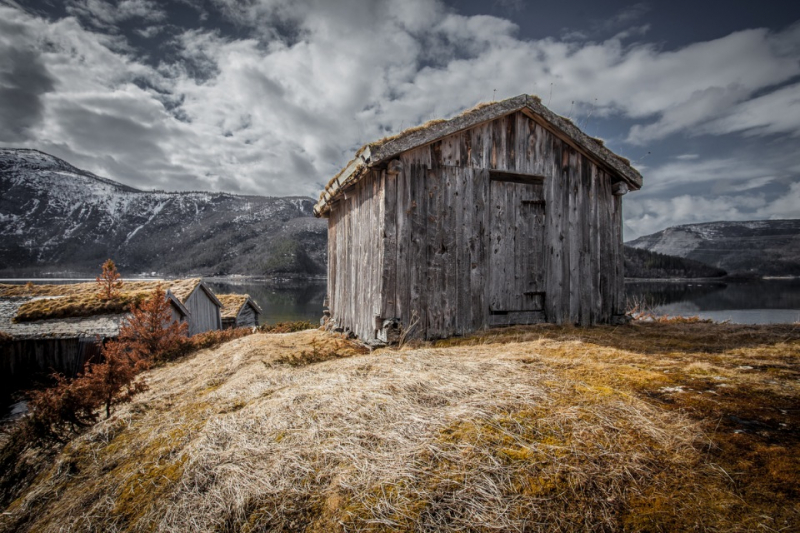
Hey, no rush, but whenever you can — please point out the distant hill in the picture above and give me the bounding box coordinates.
[626,220,800,276]
[623,246,726,279]
[0,148,327,278]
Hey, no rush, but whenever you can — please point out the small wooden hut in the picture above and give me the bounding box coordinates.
[167,279,223,335]
[218,294,262,329]
[0,292,189,394]
[314,94,643,343]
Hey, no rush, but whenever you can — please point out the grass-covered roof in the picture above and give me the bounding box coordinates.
[314,94,643,216]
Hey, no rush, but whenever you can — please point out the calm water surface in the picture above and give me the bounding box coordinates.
[625,279,800,324]
[4,278,798,326]
[205,279,326,325]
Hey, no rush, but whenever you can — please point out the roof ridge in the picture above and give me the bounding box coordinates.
[314,94,642,217]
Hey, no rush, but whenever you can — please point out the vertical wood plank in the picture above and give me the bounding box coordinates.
[473,168,489,329]
[409,161,427,339]
[396,154,412,324]
[382,170,398,319]
[443,166,457,336]
[425,167,440,338]
[455,166,470,334]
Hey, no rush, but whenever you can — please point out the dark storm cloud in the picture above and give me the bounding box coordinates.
[0,23,55,142]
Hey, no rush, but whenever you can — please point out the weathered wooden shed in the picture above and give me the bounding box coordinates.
[168,279,223,335]
[0,292,189,395]
[218,294,262,329]
[314,94,643,343]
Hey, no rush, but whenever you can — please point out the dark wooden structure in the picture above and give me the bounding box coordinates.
[168,279,223,335]
[219,294,262,329]
[314,95,643,343]
[0,291,189,396]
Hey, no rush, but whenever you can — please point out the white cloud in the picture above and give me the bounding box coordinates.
[635,157,779,196]
[623,152,799,239]
[756,181,800,219]
[0,0,799,207]
[701,82,800,138]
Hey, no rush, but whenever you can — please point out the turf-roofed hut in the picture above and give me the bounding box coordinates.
[0,283,190,395]
[218,294,262,329]
[314,94,643,343]
[166,278,223,335]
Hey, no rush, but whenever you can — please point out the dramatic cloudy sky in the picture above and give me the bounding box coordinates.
[1,0,799,239]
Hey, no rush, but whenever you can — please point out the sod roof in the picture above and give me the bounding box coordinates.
[0,298,127,340]
[0,278,208,305]
[314,94,644,216]
[0,280,199,334]
[217,294,262,320]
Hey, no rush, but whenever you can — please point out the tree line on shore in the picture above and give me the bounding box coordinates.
[623,246,727,278]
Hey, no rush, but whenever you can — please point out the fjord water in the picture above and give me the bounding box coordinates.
[625,278,800,324]
[205,279,326,325]
[4,278,799,326]
[210,278,800,325]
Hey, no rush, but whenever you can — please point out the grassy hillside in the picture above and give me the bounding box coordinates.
[2,324,799,532]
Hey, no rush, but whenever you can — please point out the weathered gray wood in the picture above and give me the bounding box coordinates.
[185,286,222,335]
[443,167,457,335]
[454,167,469,334]
[409,161,427,339]
[381,170,397,319]
[323,107,635,342]
[425,167,441,337]
[396,154,412,323]
[235,304,258,328]
[325,170,386,340]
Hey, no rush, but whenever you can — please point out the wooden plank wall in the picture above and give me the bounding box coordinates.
[1,338,87,394]
[186,288,222,335]
[378,111,624,340]
[236,305,258,328]
[327,171,385,340]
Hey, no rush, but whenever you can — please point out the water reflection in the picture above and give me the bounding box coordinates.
[205,279,325,325]
[625,279,800,324]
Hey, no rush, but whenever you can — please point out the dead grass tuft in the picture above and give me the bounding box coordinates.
[270,335,368,367]
[2,324,798,532]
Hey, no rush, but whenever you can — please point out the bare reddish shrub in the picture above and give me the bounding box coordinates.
[120,284,187,360]
[96,259,123,300]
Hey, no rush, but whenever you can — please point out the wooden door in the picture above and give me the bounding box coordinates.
[488,174,546,317]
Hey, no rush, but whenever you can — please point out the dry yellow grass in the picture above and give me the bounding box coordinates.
[3,279,203,322]
[1,323,798,532]
[13,292,147,322]
[217,294,253,320]
[0,279,200,302]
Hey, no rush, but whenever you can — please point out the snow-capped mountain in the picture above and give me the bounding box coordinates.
[0,148,327,277]
[626,220,800,276]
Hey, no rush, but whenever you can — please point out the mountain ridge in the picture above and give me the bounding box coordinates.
[0,148,327,278]
[626,219,800,276]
